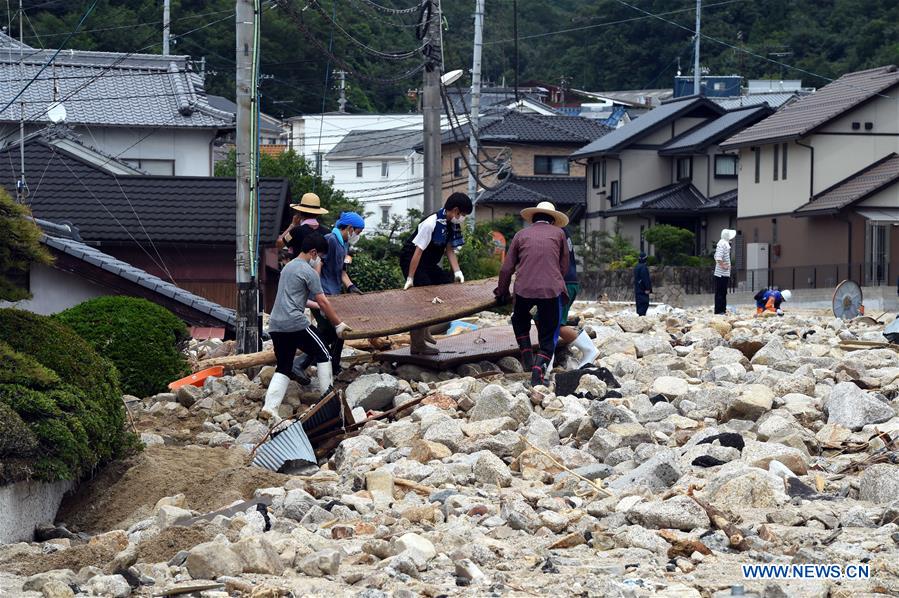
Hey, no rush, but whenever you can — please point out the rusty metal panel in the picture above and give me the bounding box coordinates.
[375,325,537,369]
[329,278,499,339]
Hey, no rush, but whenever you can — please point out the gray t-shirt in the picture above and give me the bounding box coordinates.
[268,258,323,333]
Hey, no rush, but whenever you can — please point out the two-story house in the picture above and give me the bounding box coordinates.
[0,32,233,176]
[325,129,422,230]
[440,111,611,223]
[721,65,899,289]
[571,96,772,256]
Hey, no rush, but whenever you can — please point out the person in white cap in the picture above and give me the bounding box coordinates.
[714,229,736,315]
[494,201,570,387]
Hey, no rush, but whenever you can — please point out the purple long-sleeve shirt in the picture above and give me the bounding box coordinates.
[496,221,569,300]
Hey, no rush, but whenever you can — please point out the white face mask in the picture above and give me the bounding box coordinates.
[309,256,321,268]
[451,216,465,225]
[348,232,361,245]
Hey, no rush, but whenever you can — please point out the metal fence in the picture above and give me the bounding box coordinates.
[735,263,897,293]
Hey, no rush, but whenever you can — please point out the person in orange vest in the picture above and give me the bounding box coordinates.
[754,288,791,315]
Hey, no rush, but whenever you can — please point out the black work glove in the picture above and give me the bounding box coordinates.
[494,289,510,306]
[348,284,364,295]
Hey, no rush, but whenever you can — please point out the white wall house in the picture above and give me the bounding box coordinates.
[0,32,233,176]
[325,129,423,231]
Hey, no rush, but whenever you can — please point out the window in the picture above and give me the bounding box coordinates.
[122,158,175,175]
[714,155,738,178]
[676,157,692,181]
[773,144,779,181]
[602,159,607,186]
[356,162,363,177]
[380,161,389,177]
[610,180,620,206]
[534,155,570,175]
[781,143,788,180]
[314,152,323,176]
[639,224,646,253]
[381,206,390,225]
[591,161,601,188]
[753,147,760,183]
[453,157,463,178]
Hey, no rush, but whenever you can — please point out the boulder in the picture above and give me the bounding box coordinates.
[155,505,192,530]
[607,449,681,492]
[750,337,791,365]
[232,536,284,575]
[345,374,400,411]
[186,541,243,579]
[523,414,560,449]
[281,488,319,521]
[472,450,512,487]
[393,533,437,569]
[333,435,380,472]
[298,549,342,577]
[825,382,894,431]
[859,464,899,504]
[85,575,131,598]
[740,439,808,475]
[723,385,773,421]
[652,376,689,399]
[468,384,516,422]
[626,495,710,531]
[423,419,465,451]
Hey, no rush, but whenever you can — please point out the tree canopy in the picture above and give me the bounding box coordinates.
[0,187,52,301]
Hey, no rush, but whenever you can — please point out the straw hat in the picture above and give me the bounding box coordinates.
[520,201,569,227]
[291,192,329,215]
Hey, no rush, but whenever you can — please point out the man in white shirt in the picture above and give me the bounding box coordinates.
[714,229,736,315]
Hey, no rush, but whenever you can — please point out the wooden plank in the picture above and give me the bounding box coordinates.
[375,325,536,369]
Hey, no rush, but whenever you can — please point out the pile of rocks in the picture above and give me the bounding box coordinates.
[4,306,899,597]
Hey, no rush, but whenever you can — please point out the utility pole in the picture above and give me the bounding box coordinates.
[421,0,443,215]
[235,0,260,354]
[162,0,170,55]
[16,0,24,203]
[335,69,347,113]
[513,0,519,101]
[467,0,484,219]
[693,0,701,96]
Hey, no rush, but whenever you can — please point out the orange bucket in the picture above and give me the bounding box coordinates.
[168,366,225,391]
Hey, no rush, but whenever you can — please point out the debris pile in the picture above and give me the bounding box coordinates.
[3,306,899,596]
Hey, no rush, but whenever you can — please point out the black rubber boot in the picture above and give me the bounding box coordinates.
[531,353,550,387]
[516,335,534,371]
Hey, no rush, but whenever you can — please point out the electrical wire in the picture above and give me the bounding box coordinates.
[347,0,431,28]
[306,0,429,60]
[354,0,422,15]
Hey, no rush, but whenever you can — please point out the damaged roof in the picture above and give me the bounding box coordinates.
[0,137,290,244]
[722,65,899,148]
[794,153,899,216]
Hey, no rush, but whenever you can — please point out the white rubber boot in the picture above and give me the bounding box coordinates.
[317,361,333,395]
[261,373,289,423]
[572,331,599,368]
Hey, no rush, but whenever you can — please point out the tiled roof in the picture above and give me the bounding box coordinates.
[603,181,735,216]
[477,175,585,207]
[570,96,724,158]
[206,95,282,135]
[722,65,899,148]
[0,38,233,128]
[327,129,420,159]
[659,106,773,155]
[701,188,737,211]
[711,93,800,110]
[0,138,290,244]
[35,218,235,327]
[794,153,899,216]
[436,111,611,148]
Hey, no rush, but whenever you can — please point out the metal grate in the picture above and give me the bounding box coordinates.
[375,325,536,369]
[329,278,499,339]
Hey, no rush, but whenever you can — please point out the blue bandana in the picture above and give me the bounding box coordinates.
[432,208,464,249]
[331,226,345,247]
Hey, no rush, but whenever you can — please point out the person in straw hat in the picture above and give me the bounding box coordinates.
[494,201,570,387]
[276,192,329,263]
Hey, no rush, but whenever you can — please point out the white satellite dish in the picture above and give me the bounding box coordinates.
[47,102,67,124]
[441,69,464,86]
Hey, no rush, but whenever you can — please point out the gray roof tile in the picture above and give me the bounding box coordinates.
[327,129,420,159]
[603,181,735,215]
[659,106,772,154]
[477,175,585,207]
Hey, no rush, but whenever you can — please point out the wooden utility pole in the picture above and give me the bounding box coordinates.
[162,0,170,55]
[421,0,443,215]
[235,0,260,354]
[693,0,701,96]
[467,0,484,218]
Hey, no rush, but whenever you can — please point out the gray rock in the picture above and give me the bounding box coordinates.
[751,337,791,365]
[186,541,243,579]
[298,548,342,577]
[423,419,465,452]
[333,435,380,472]
[604,446,635,466]
[585,428,622,461]
[232,536,283,575]
[468,384,515,422]
[393,533,437,569]
[156,505,191,530]
[825,382,894,431]
[589,401,638,428]
[634,335,675,358]
[741,439,808,475]
[557,462,613,482]
[235,419,269,446]
[724,384,774,421]
[524,414,560,449]
[707,346,748,366]
[607,422,651,448]
[472,450,512,487]
[626,495,710,531]
[39,580,73,598]
[22,572,77,594]
[139,432,164,447]
[705,468,788,510]
[345,374,400,411]
[85,575,131,598]
[175,384,203,407]
[497,356,524,373]
[383,421,421,448]
[859,464,899,504]
[651,376,689,399]
[607,449,681,492]
[281,488,319,521]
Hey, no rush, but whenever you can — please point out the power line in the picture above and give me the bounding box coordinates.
[18,6,236,40]
[307,0,429,60]
[354,0,422,15]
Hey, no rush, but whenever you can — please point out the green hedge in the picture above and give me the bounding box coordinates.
[57,296,190,398]
[347,252,405,292]
[0,309,132,482]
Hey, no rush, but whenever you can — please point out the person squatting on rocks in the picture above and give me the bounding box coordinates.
[713,228,736,315]
[755,287,792,316]
[494,201,570,387]
[634,252,652,316]
[276,192,328,266]
[400,192,472,355]
[262,233,351,422]
[548,225,599,369]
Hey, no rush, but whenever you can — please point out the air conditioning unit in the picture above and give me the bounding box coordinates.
[745,243,769,290]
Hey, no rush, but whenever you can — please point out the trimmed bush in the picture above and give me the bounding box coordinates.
[347,252,405,292]
[0,309,132,482]
[57,296,190,398]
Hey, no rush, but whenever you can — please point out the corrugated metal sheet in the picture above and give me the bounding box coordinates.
[794,153,899,215]
[252,422,316,471]
[722,65,899,148]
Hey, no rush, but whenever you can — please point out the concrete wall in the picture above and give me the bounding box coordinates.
[0,480,73,544]
[71,126,218,176]
[0,263,108,314]
[736,141,813,218]
[288,114,422,161]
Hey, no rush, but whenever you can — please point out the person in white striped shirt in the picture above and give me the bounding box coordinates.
[714,229,736,314]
